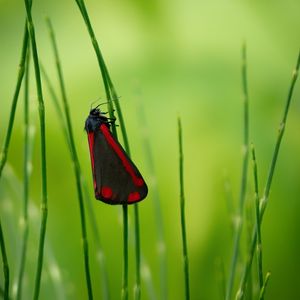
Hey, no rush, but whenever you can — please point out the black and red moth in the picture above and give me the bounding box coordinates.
[85,107,148,205]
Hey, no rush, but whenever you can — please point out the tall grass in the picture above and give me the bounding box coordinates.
[23,0,49,298]
[0,2,33,298]
[226,43,249,300]
[41,42,111,300]
[235,50,300,300]
[0,220,9,299]
[15,44,31,300]
[73,1,143,299]
[46,18,94,299]
[178,117,190,300]
[136,92,167,300]
[250,144,263,297]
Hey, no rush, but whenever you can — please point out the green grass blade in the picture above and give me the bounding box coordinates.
[226,43,250,300]
[0,18,33,299]
[82,180,110,300]
[16,43,31,300]
[121,204,129,300]
[136,93,167,299]
[23,0,48,298]
[250,144,264,296]
[0,22,30,179]
[0,220,9,300]
[178,117,190,300]
[46,18,93,300]
[235,50,300,300]
[73,0,116,135]
[42,52,111,300]
[259,272,271,300]
[73,2,144,299]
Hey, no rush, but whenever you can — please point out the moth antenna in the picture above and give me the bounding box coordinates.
[90,97,102,110]
[98,96,122,107]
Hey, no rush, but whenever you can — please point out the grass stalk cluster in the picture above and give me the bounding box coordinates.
[235,50,300,300]
[46,18,94,299]
[23,0,49,298]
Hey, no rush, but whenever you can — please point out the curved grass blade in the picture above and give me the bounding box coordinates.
[23,0,49,298]
[0,2,33,298]
[235,50,300,300]
[178,117,190,300]
[16,43,31,300]
[250,144,264,297]
[0,220,9,300]
[46,18,93,300]
[226,42,250,300]
[259,272,271,300]
[136,91,167,299]
[73,2,143,299]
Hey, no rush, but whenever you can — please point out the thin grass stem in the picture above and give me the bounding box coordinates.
[0,22,30,179]
[0,220,9,300]
[245,200,253,300]
[0,17,33,299]
[226,42,250,300]
[46,18,93,299]
[73,0,116,135]
[259,272,271,300]
[178,117,190,300]
[41,60,111,300]
[250,144,264,296]
[121,204,129,300]
[235,50,300,300]
[136,92,167,299]
[73,2,142,299]
[16,43,31,300]
[23,0,48,298]
[82,180,110,300]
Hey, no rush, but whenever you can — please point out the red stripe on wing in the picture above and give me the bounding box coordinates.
[100,124,145,187]
[87,132,97,190]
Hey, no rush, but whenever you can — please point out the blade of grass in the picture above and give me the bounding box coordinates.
[0,4,33,295]
[0,220,9,300]
[0,20,31,178]
[226,42,250,300]
[235,50,300,300]
[245,199,253,300]
[259,272,271,300]
[250,144,264,297]
[23,0,48,298]
[46,18,94,300]
[41,62,111,300]
[73,2,142,299]
[178,117,190,300]
[82,180,110,300]
[136,91,167,300]
[16,43,31,300]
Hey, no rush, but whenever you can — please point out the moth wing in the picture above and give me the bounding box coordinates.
[92,125,148,204]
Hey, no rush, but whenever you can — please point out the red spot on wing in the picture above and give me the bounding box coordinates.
[128,192,140,203]
[101,186,113,199]
[100,124,144,187]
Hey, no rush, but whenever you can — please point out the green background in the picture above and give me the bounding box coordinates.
[0,0,300,299]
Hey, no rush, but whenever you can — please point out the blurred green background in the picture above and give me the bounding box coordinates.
[1,0,300,299]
